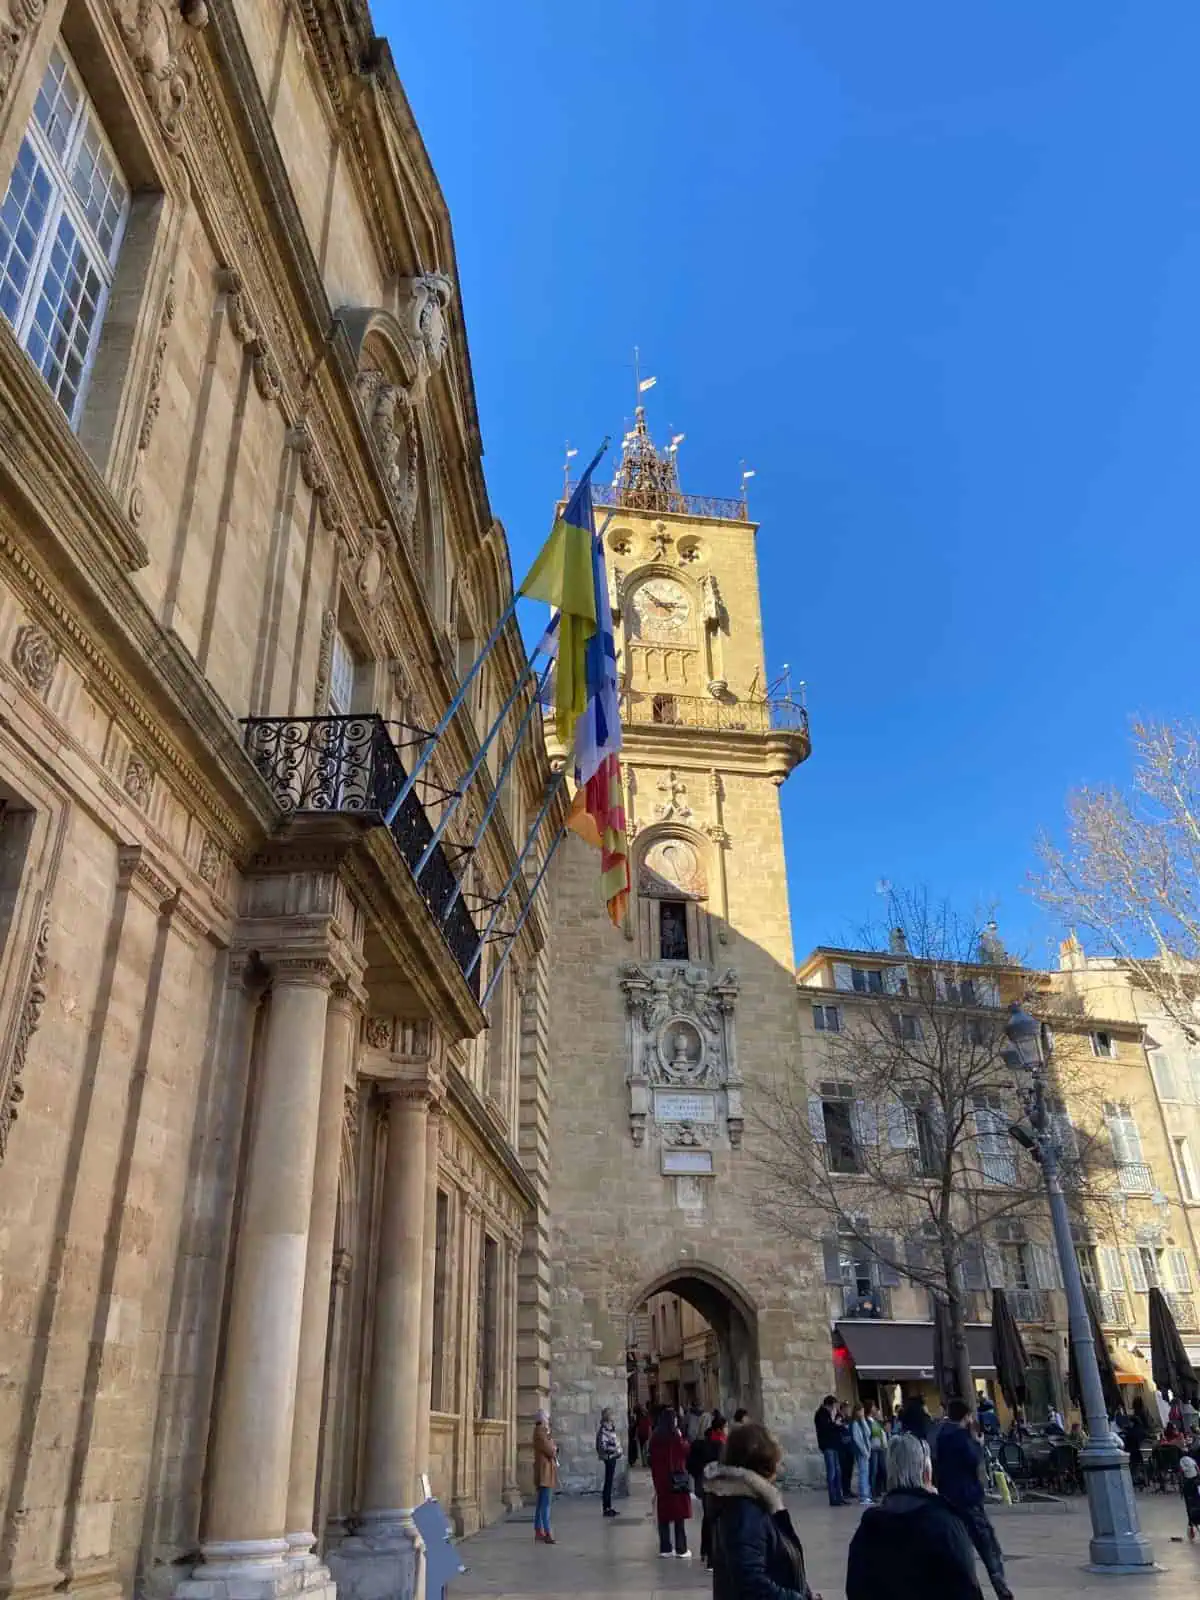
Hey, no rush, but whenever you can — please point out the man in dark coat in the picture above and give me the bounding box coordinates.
[706,1422,813,1600]
[813,1395,845,1506]
[847,1433,982,1600]
[936,1399,1012,1600]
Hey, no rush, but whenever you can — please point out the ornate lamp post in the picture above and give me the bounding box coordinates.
[1003,1003,1154,1571]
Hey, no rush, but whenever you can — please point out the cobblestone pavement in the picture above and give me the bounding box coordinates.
[448,1465,1200,1600]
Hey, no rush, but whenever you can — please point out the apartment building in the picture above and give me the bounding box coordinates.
[796,931,1194,1419]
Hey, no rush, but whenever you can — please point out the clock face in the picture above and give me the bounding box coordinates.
[630,578,692,641]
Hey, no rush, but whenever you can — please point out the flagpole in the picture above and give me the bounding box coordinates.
[480,825,569,1010]
[466,768,567,979]
[438,659,554,926]
[383,438,608,830]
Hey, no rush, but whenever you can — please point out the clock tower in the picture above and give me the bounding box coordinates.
[525,404,827,1492]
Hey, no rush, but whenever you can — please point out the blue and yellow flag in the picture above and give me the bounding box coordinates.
[519,459,600,741]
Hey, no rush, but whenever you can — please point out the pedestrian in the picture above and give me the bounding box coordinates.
[734,1407,749,1423]
[596,1405,623,1518]
[935,1398,1012,1600]
[685,1399,705,1442]
[628,1405,638,1464]
[846,1433,983,1600]
[813,1394,845,1507]
[1045,1405,1065,1437]
[648,1406,693,1559]
[532,1408,558,1545]
[866,1400,888,1501]
[850,1403,873,1506]
[836,1404,856,1503]
[693,1411,728,1567]
[977,1395,1000,1441]
[899,1393,931,1441]
[706,1420,819,1600]
[636,1404,653,1466]
[1180,1454,1200,1541]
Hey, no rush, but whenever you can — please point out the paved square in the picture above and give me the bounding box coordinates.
[448,1468,1200,1599]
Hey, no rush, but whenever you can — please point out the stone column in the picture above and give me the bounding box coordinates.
[179,958,334,1600]
[328,1085,429,1600]
[501,1239,523,1510]
[414,1107,441,1484]
[286,981,361,1560]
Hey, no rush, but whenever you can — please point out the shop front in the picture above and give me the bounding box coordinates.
[833,1319,998,1416]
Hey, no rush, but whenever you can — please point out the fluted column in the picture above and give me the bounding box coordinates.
[413,1106,441,1486]
[286,981,361,1559]
[361,1088,429,1528]
[183,957,334,1600]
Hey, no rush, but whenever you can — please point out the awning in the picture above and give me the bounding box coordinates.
[834,1320,997,1380]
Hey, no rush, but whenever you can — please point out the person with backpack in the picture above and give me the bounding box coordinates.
[596,1406,623,1518]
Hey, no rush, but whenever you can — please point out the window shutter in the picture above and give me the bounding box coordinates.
[962,1241,987,1292]
[1124,1114,1145,1165]
[1099,1247,1126,1292]
[833,963,853,992]
[1169,1248,1193,1295]
[1030,1243,1062,1291]
[906,1236,928,1278]
[808,1096,828,1143]
[1053,1111,1079,1161]
[978,978,1000,1007]
[984,1243,1005,1289]
[1152,1053,1179,1102]
[1105,1110,1130,1166]
[883,964,910,995]
[1125,1248,1149,1293]
[822,1235,843,1285]
[934,971,949,1002]
[871,1236,901,1287]
[886,1099,916,1150]
[853,1099,878,1147]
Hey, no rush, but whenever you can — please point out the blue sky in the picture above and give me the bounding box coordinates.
[382,0,1200,967]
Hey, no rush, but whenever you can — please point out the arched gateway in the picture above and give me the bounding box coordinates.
[538,416,830,1491]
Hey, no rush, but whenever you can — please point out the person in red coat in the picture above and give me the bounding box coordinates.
[649,1407,693,1558]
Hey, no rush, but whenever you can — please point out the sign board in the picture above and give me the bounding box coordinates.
[654,1091,717,1124]
[662,1149,714,1176]
[413,1498,464,1600]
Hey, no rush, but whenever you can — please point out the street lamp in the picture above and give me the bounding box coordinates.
[1003,1003,1154,1571]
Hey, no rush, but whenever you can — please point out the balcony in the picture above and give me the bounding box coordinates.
[242,715,482,999]
[1118,1163,1155,1194]
[1007,1288,1047,1324]
[587,479,748,522]
[1098,1291,1130,1328]
[840,1287,892,1320]
[1169,1294,1199,1332]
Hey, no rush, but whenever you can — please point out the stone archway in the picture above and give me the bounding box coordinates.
[631,1263,762,1422]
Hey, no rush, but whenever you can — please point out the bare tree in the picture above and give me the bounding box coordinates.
[1037,718,1200,1041]
[755,889,1105,1406]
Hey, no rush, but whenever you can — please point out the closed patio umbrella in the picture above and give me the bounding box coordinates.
[1068,1285,1122,1417]
[1148,1284,1199,1407]
[932,1297,964,1404]
[990,1287,1029,1413]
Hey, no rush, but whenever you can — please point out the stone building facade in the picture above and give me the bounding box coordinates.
[542,412,830,1488]
[0,5,558,1600]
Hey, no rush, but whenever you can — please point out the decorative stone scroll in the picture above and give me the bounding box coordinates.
[619,962,740,1151]
[355,370,420,545]
[109,0,208,152]
[11,623,57,698]
[0,915,49,1163]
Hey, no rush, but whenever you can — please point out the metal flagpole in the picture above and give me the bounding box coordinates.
[480,824,570,1011]
[383,439,609,830]
[412,654,543,882]
[465,769,567,979]
[438,659,554,926]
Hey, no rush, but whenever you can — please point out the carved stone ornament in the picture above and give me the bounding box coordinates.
[640,836,706,899]
[403,273,454,372]
[364,1015,392,1051]
[360,377,419,544]
[344,1081,359,1141]
[198,832,222,888]
[701,571,724,626]
[11,623,57,697]
[654,769,693,822]
[138,283,176,452]
[110,0,197,151]
[356,527,393,610]
[0,0,45,108]
[0,916,49,1163]
[124,754,153,808]
[666,1120,715,1149]
[314,609,335,711]
[619,962,740,1150]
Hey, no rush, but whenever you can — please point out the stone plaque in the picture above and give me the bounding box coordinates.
[654,1091,717,1124]
[662,1149,714,1175]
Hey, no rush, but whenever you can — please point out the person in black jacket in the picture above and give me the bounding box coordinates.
[706,1422,819,1600]
[813,1395,845,1506]
[847,1433,982,1600]
[936,1399,1011,1600]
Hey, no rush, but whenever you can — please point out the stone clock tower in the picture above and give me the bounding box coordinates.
[528,407,831,1488]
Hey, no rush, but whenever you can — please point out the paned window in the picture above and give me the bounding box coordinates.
[812,1003,841,1033]
[0,44,128,425]
[658,899,689,961]
[328,630,357,715]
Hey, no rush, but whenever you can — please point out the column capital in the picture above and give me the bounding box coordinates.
[271,954,339,990]
[328,975,368,1016]
[375,1063,446,1111]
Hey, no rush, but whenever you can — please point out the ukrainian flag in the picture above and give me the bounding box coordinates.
[519,460,600,741]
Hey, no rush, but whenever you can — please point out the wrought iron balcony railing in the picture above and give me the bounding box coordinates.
[1007,1288,1047,1324]
[1099,1291,1130,1328]
[583,480,749,522]
[242,715,482,999]
[1117,1162,1155,1194]
[620,689,809,739]
[1169,1293,1199,1331]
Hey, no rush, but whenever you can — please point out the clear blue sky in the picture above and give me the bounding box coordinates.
[382,0,1200,967]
